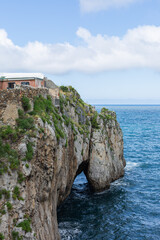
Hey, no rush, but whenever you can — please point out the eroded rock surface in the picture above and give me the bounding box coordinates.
[0,87,125,240]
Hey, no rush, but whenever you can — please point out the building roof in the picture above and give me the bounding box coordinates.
[0,73,44,80]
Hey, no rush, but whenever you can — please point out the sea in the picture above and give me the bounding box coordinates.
[58,105,160,240]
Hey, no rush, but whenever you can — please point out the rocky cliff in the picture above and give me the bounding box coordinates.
[0,86,125,240]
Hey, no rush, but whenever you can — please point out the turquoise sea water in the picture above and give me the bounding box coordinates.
[58,105,160,240]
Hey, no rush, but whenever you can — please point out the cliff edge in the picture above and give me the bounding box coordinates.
[0,86,126,240]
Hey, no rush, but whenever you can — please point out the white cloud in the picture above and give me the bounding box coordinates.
[1,25,160,74]
[79,0,138,13]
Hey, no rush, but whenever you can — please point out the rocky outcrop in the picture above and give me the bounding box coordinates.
[0,86,125,240]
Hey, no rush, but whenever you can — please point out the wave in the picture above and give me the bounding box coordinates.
[59,222,82,240]
[125,161,140,170]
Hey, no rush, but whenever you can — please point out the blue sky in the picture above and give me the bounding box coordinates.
[1,0,160,103]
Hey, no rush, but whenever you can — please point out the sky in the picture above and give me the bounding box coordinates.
[0,0,160,103]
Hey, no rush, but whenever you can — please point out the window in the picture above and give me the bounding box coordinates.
[8,82,15,89]
[21,82,30,85]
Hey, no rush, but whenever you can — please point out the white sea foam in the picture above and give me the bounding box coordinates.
[59,222,82,240]
[126,161,140,171]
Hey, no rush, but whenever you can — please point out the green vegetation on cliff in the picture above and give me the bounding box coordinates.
[12,231,23,240]
[59,86,93,137]
[0,233,4,240]
[17,218,32,233]
[22,95,31,112]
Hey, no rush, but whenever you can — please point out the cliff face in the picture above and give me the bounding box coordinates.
[0,87,125,240]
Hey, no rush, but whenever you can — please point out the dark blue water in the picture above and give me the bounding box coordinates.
[58,105,160,240]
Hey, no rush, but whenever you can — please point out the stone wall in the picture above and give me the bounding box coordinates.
[0,87,50,105]
[0,87,51,126]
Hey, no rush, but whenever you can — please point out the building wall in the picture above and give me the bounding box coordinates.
[41,80,45,87]
[0,81,8,89]
[0,79,37,90]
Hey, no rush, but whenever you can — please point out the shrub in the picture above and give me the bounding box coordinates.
[16,107,34,131]
[54,111,62,122]
[18,109,24,118]
[53,106,59,113]
[60,86,68,92]
[81,149,83,156]
[65,139,68,148]
[91,113,99,129]
[0,233,4,240]
[12,186,20,200]
[62,115,70,127]
[39,128,45,133]
[32,95,54,124]
[86,119,90,126]
[0,207,6,215]
[22,96,31,111]
[54,125,65,139]
[0,189,10,200]
[0,162,8,175]
[12,231,23,240]
[105,115,114,121]
[17,172,25,184]
[33,95,53,114]
[17,219,32,233]
[60,97,64,113]
[16,117,34,130]
[0,126,18,141]
[9,157,20,170]
[71,122,78,136]
[0,141,9,158]
[6,201,12,211]
[26,142,33,161]
[46,95,53,113]
[0,142,19,171]
[78,127,84,135]
[55,132,60,142]
[25,163,29,168]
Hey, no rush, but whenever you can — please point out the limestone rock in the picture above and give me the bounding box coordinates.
[0,87,126,240]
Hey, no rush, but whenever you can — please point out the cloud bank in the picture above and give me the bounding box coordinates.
[79,0,138,13]
[1,25,160,74]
